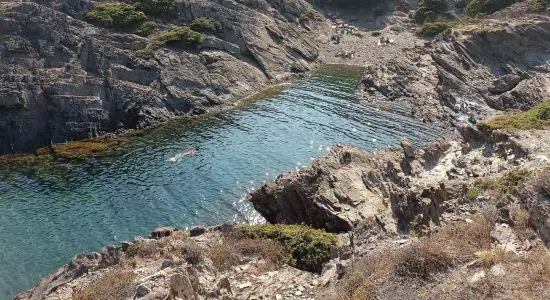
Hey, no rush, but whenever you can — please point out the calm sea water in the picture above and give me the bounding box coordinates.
[0,66,440,298]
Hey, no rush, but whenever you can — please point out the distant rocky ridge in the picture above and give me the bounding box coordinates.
[0,0,327,154]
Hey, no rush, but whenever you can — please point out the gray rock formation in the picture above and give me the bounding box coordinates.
[0,0,326,154]
[359,15,550,125]
[248,140,456,233]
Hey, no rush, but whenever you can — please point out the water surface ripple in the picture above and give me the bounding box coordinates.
[0,68,440,298]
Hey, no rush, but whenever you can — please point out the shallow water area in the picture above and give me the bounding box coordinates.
[0,65,441,298]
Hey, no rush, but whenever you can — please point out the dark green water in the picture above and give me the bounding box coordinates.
[0,67,440,298]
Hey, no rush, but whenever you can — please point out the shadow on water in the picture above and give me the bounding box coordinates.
[0,65,440,298]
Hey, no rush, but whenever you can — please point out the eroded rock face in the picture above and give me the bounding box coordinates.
[358,15,550,125]
[249,140,456,233]
[0,0,326,154]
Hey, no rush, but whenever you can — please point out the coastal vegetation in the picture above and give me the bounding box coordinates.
[189,17,222,34]
[481,100,550,130]
[153,26,202,45]
[85,3,146,28]
[238,224,339,272]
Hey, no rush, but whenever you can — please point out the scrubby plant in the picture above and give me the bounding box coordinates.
[370,31,381,37]
[299,10,317,21]
[153,26,202,45]
[135,48,155,60]
[530,0,549,12]
[85,3,146,28]
[475,168,532,194]
[182,240,203,265]
[237,224,339,273]
[73,269,136,300]
[189,17,222,34]
[135,21,156,36]
[133,0,176,17]
[465,0,516,16]
[484,100,550,130]
[466,186,480,200]
[412,0,447,24]
[417,22,451,37]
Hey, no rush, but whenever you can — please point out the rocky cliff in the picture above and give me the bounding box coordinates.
[0,0,326,154]
[359,7,550,125]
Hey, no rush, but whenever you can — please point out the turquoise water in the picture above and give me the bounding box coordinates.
[0,67,440,298]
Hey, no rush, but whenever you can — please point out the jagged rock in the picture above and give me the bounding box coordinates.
[151,227,179,239]
[400,139,415,159]
[136,284,151,298]
[217,277,232,295]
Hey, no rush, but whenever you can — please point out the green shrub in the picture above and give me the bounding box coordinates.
[417,22,451,37]
[85,3,146,28]
[153,26,202,45]
[133,0,175,17]
[299,10,317,21]
[530,0,549,12]
[475,168,532,193]
[189,17,222,34]
[485,100,550,130]
[371,31,381,37]
[465,0,516,16]
[135,48,155,60]
[466,186,480,200]
[413,0,447,24]
[135,21,156,36]
[237,224,339,273]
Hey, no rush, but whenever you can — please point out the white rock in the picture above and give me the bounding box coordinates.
[295,290,303,296]
[490,264,505,276]
[469,270,486,284]
[238,282,252,290]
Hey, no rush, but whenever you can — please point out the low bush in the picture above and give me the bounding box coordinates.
[530,0,549,12]
[182,240,203,265]
[534,168,550,197]
[133,0,175,17]
[85,3,146,28]
[237,224,339,273]
[299,10,317,21]
[485,100,550,130]
[395,241,453,279]
[417,22,451,37]
[475,168,532,194]
[465,0,516,16]
[189,17,222,34]
[135,21,156,36]
[73,269,136,300]
[370,31,381,37]
[153,26,202,45]
[466,186,481,200]
[135,48,155,60]
[412,0,447,24]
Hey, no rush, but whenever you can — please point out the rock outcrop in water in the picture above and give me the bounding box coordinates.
[0,0,326,154]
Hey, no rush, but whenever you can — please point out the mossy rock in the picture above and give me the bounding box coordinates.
[134,0,176,17]
[237,224,339,273]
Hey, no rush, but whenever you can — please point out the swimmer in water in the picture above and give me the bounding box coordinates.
[167,147,197,162]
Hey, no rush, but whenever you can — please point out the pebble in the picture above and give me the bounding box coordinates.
[295,290,303,296]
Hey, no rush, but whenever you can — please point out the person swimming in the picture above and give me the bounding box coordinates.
[167,147,197,162]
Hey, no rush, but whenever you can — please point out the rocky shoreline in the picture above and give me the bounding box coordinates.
[8,1,550,299]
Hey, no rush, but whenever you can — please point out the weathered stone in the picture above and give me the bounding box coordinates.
[169,273,194,299]
[189,226,206,237]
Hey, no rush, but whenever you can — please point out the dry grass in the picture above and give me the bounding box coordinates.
[73,269,136,300]
[182,240,203,265]
[208,237,286,272]
[395,241,454,279]
[336,211,497,299]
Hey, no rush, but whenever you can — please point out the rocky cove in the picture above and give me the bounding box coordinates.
[3,0,550,299]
